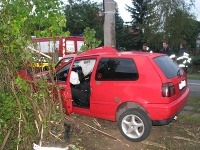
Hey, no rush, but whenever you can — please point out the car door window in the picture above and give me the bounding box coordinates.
[70,58,96,107]
[71,59,96,84]
[54,63,71,81]
[95,58,138,81]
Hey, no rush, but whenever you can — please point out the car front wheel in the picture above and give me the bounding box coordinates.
[117,109,152,142]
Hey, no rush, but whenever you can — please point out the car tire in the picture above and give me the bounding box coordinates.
[117,108,152,142]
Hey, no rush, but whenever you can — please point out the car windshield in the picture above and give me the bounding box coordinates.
[55,57,74,69]
[154,56,180,79]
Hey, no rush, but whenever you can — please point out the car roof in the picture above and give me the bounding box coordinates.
[119,50,165,58]
[77,46,165,58]
[78,46,117,56]
[62,54,77,59]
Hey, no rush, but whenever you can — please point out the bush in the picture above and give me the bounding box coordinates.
[80,27,101,52]
[191,55,200,65]
[0,0,68,149]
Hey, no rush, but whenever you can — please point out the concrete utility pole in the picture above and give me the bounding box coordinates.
[104,0,116,47]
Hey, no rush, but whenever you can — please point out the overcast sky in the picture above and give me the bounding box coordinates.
[112,0,200,22]
[63,0,200,22]
[92,0,200,22]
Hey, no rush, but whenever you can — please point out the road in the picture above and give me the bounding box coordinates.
[188,79,200,95]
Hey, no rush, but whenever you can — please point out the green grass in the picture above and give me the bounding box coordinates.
[187,73,200,80]
[179,95,200,125]
[179,113,200,125]
[187,95,200,111]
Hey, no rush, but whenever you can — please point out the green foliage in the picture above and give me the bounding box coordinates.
[80,27,101,52]
[151,0,200,51]
[192,55,200,65]
[126,0,200,51]
[63,0,103,41]
[0,0,68,149]
[115,10,134,50]
[165,9,200,52]
[0,77,36,148]
[0,93,19,125]
[126,0,151,48]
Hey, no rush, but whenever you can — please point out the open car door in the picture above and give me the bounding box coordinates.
[60,84,73,115]
[53,62,73,115]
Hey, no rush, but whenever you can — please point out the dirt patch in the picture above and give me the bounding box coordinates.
[39,94,200,150]
[66,115,148,150]
[58,114,199,150]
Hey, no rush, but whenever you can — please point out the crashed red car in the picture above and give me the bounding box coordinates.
[22,47,190,142]
[33,54,77,79]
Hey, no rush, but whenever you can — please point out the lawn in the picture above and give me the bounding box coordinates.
[187,73,200,80]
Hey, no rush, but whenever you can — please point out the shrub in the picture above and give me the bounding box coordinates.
[191,55,200,65]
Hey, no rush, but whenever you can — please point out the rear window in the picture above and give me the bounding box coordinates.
[95,58,138,81]
[154,56,179,79]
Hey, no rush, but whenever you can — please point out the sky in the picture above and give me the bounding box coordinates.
[91,0,200,22]
[62,0,200,22]
[113,0,200,22]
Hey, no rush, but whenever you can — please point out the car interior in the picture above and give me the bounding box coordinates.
[70,65,91,108]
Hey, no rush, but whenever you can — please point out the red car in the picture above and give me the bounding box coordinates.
[38,47,190,142]
[33,54,77,79]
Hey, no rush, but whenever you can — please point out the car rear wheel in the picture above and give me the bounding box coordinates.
[117,109,152,142]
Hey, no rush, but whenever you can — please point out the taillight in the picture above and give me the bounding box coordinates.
[162,82,175,97]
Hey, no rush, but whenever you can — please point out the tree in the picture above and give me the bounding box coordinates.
[165,9,200,52]
[80,27,102,52]
[0,0,68,149]
[63,0,104,41]
[115,10,135,50]
[153,0,200,52]
[126,0,151,49]
[126,0,200,52]
[153,0,185,31]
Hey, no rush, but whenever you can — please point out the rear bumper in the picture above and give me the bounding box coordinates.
[146,87,190,123]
